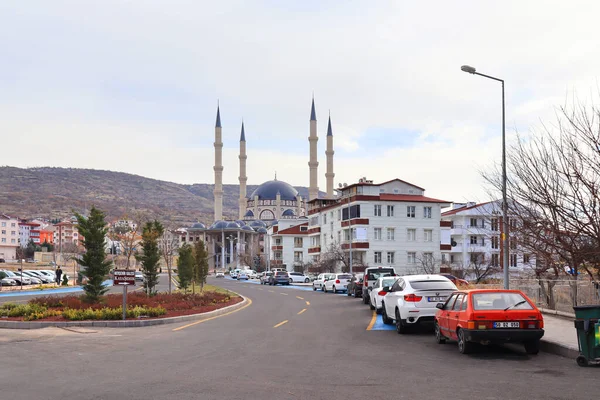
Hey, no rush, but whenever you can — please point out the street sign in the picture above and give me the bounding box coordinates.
[113,269,135,286]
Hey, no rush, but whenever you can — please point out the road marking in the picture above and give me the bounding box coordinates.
[172,297,253,332]
[268,290,274,293]
[273,320,288,328]
[296,296,304,300]
[305,301,310,306]
[280,293,288,296]
[297,308,307,315]
[366,310,377,331]
[258,288,264,291]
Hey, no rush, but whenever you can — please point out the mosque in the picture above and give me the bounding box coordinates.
[187,98,336,271]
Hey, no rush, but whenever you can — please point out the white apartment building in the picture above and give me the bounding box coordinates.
[306,178,451,274]
[0,214,20,260]
[19,221,40,247]
[441,200,534,273]
[268,219,309,271]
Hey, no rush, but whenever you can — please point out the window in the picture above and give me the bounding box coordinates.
[374,228,382,240]
[11,231,15,236]
[470,253,483,263]
[1,222,5,227]
[387,205,394,217]
[407,252,416,264]
[424,229,433,242]
[469,218,477,227]
[509,218,517,230]
[337,231,341,243]
[461,296,468,311]
[407,206,415,218]
[1,238,5,243]
[10,239,15,244]
[11,223,15,227]
[510,254,518,267]
[294,237,303,248]
[510,238,517,250]
[423,206,432,219]
[470,236,477,245]
[423,252,433,264]
[452,294,465,311]
[523,254,531,264]
[323,214,327,224]
[294,252,303,262]
[1,230,5,235]
[444,294,458,310]
[374,251,382,264]
[491,236,499,249]
[407,229,416,241]
[491,218,498,231]
[337,209,341,221]
[387,228,395,241]
[275,238,282,245]
[374,205,382,217]
[472,292,533,310]
[387,252,395,264]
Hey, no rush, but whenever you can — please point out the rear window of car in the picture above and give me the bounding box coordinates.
[275,272,288,276]
[338,274,351,280]
[366,269,395,280]
[382,278,397,287]
[472,292,533,310]
[409,280,456,290]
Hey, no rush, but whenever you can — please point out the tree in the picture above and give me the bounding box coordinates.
[193,240,210,292]
[108,212,147,269]
[136,220,164,296]
[467,251,499,283]
[75,206,112,303]
[414,252,440,274]
[320,243,348,273]
[177,243,194,292]
[41,240,54,252]
[159,228,180,294]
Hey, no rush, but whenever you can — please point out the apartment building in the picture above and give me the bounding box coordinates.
[19,221,40,247]
[53,221,81,249]
[441,200,534,273]
[306,178,451,274]
[268,219,309,270]
[0,214,20,260]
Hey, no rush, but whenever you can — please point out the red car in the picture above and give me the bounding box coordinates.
[434,289,544,355]
[439,274,469,286]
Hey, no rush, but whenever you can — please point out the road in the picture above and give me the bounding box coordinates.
[0,276,595,400]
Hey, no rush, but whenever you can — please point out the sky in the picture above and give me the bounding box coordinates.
[2,1,600,204]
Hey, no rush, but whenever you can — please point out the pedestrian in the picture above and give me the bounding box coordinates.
[56,266,63,286]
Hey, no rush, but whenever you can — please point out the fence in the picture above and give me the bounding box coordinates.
[472,279,600,314]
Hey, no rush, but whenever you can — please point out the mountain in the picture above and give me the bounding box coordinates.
[0,167,314,225]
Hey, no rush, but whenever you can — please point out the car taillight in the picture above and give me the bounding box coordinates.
[335,279,340,284]
[364,280,368,287]
[527,320,542,329]
[403,294,422,302]
[378,290,388,296]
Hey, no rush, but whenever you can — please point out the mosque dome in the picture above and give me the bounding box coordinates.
[226,221,241,229]
[249,220,267,228]
[190,222,206,230]
[241,225,255,232]
[282,209,295,218]
[250,180,298,201]
[210,220,228,230]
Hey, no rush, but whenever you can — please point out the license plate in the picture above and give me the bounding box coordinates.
[428,296,446,302]
[493,322,520,328]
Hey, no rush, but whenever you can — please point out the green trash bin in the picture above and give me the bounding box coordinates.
[573,305,600,367]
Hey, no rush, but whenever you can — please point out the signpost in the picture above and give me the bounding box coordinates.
[113,270,135,320]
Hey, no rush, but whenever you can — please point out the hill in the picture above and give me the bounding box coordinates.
[0,167,314,225]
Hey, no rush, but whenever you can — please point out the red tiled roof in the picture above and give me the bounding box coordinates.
[441,201,493,217]
[275,222,309,235]
[379,194,450,203]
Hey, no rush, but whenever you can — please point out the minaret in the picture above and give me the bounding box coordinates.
[213,105,223,221]
[308,97,319,200]
[238,121,248,219]
[325,113,335,198]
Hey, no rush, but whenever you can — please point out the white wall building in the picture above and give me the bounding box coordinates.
[441,200,535,274]
[306,178,451,274]
[268,219,309,271]
[0,214,20,260]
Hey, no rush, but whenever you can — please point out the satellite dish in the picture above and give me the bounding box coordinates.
[338,183,342,188]
[343,183,348,187]
[451,240,457,247]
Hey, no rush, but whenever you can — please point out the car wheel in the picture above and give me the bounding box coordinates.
[395,309,406,334]
[363,293,369,304]
[457,329,473,354]
[524,340,540,355]
[313,286,317,291]
[381,304,393,325]
[332,286,336,293]
[347,290,352,297]
[369,298,375,310]
[289,278,293,284]
[305,278,310,283]
[323,285,328,293]
[435,321,446,344]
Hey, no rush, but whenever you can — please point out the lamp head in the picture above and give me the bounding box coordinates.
[461,65,476,74]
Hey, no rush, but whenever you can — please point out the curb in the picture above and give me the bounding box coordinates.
[540,338,579,359]
[540,308,576,319]
[0,293,248,330]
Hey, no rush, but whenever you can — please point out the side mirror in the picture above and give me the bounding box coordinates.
[436,303,445,310]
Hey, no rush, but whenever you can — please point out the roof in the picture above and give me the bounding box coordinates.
[250,180,299,201]
[275,222,308,235]
[441,201,494,217]
[327,115,333,136]
[215,106,221,128]
[240,122,245,141]
[343,178,425,192]
[379,194,450,204]
[310,98,316,121]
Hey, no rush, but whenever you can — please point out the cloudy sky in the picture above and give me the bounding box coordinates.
[2,1,599,203]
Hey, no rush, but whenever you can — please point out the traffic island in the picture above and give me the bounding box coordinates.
[0,289,247,329]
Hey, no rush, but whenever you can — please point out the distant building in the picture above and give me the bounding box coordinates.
[19,221,40,247]
[0,214,20,260]
[268,220,309,271]
[53,221,82,249]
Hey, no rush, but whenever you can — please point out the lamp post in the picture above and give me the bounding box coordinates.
[461,64,509,289]
[335,187,353,275]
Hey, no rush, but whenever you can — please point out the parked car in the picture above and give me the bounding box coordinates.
[230,271,238,279]
[434,289,544,354]
[20,272,43,285]
[1,277,17,286]
[238,271,249,280]
[362,267,396,304]
[247,270,258,279]
[215,272,225,278]
[260,271,273,285]
[380,274,457,334]
[36,270,56,282]
[346,273,364,297]
[269,271,290,286]
[24,270,51,283]
[288,271,310,283]
[134,271,144,282]
[323,273,352,293]
[312,273,334,291]
[1,270,33,285]
[439,273,469,286]
[369,276,400,313]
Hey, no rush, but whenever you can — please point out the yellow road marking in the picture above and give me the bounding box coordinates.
[297,308,307,315]
[296,296,304,300]
[172,297,253,332]
[280,293,288,296]
[305,301,310,306]
[366,310,377,331]
[273,320,288,328]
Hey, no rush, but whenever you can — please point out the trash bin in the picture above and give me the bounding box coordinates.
[573,305,600,367]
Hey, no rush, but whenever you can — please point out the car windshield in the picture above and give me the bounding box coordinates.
[366,269,395,280]
[472,292,534,310]
[409,280,456,290]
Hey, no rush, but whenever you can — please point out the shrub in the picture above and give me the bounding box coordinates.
[61,306,166,321]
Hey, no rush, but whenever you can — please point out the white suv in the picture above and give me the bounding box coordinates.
[380,275,457,334]
[323,273,352,293]
[288,272,310,283]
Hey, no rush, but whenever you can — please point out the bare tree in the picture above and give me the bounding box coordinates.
[159,229,180,294]
[108,212,147,269]
[467,251,499,283]
[320,243,349,273]
[414,252,440,274]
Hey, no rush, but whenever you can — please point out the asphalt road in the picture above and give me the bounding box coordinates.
[0,276,596,400]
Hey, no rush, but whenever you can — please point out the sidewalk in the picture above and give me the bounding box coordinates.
[540,313,580,359]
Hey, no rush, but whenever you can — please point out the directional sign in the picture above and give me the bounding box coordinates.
[113,269,135,286]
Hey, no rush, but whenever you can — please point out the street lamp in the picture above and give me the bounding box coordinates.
[335,187,352,275]
[461,64,509,289]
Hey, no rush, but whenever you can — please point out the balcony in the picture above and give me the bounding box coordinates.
[450,224,491,236]
[308,246,321,254]
[307,227,321,235]
[341,242,369,250]
[341,218,369,227]
[271,245,283,251]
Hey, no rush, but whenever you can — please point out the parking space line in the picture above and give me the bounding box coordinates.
[268,290,275,293]
[296,296,304,300]
[258,288,264,291]
[172,297,253,332]
[280,293,288,296]
[366,311,377,331]
[273,320,288,328]
[297,308,307,315]
[305,301,310,306]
